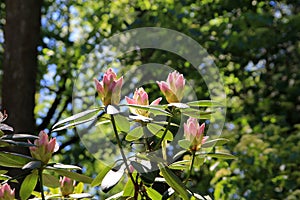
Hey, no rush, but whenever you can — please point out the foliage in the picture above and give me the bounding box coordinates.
[0,0,299,199]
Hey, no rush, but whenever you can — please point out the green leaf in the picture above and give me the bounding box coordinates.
[106,105,120,115]
[20,171,38,200]
[114,114,130,132]
[69,193,93,199]
[199,153,236,160]
[42,173,60,188]
[0,152,32,168]
[125,126,144,141]
[158,163,189,200]
[168,160,191,170]
[101,165,125,193]
[168,103,189,109]
[52,163,82,170]
[178,139,191,150]
[52,108,101,131]
[123,104,170,116]
[22,161,42,170]
[123,178,134,197]
[74,182,84,193]
[187,100,224,107]
[0,134,38,140]
[201,138,230,148]
[91,164,113,187]
[0,140,35,147]
[46,167,93,183]
[147,123,173,141]
[181,108,213,119]
[146,187,162,199]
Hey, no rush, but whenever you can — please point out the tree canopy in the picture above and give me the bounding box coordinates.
[0,0,299,199]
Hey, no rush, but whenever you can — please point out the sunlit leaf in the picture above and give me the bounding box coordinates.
[20,171,38,200]
[42,173,60,188]
[147,123,173,141]
[201,138,230,148]
[114,114,130,132]
[0,152,32,168]
[91,164,113,187]
[187,100,224,107]
[52,108,101,130]
[101,165,125,193]
[158,163,189,200]
[46,167,93,183]
[22,161,42,170]
[125,126,144,141]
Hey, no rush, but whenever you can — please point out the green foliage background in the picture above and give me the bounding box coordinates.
[1,0,300,199]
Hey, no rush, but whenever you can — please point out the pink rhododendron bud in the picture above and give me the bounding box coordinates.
[29,131,59,164]
[60,176,75,196]
[157,71,185,103]
[184,117,208,151]
[125,87,162,117]
[94,68,123,106]
[0,183,15,200]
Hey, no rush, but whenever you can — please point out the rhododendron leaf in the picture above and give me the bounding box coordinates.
[158,163,190,200]
[168,102,189,109]
[181,108,213,119]
[0,152,32,168]
[22,161,42,170]
[52,163,82,170]
[197,152,236,160]
[42,173,60,188]
[122,104,170,116]
[147,123,173,141]
[125,126,144,141]
[106,105,120,115]
[91,164,113,187]
[52,108,101,129]
[69,193,93,199]
[46,167,93,183]
[146,187,162,199]
[74,182,84,193]
[187,100,224,107]
[0,140,36,147]
[169,160,190,170]
[0,123,14,132]
[20,171,38,200]
[0,133,38,140]
[101,165,125,193]
[178,139,192,150]
[128,114,153,122]
[123,178,134,197]
[114,114,130,132]
[201,138,230,148]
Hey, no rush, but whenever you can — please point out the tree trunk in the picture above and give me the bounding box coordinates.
[2,0,42,197]
[2,0,41,132]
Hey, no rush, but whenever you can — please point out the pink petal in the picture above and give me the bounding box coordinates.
[94,78,104,95]
[125,96,137,105]
[150,97,162,105]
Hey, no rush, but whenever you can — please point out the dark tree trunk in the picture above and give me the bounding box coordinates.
[2,0,42,197]
[3,0,41,132]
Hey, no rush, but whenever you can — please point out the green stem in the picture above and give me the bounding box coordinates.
[184,150,196,183]
[110,114,137,187]
[38,169,45,200]
[154,115,172,150]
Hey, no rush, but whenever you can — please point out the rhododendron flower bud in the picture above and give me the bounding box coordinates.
[157,71,185,103]
[94,68,123,106]
[0,183,15,200]
[29,131,59,164]
[60,176,75,196]
[125,87,162,117]
[184,117,208,151]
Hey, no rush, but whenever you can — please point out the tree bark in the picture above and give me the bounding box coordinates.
[2,0,42,133]
[2,0,42,197]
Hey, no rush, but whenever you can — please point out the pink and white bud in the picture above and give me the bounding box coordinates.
[60,176,75,196]
[29,131,59,164]
[157,71,185,103]
[0,183,15,200]
[94,68,123,106]
[184,117,207,151]
[126,87,162,117]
